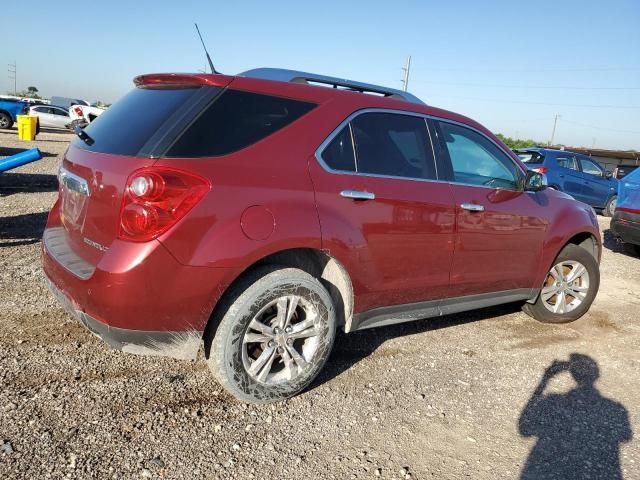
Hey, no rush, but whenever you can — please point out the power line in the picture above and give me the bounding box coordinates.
[420,65,640,73]
[559,118,640,135]
[8,61,16,96]
[436,95,640,109]
[413,80,640,90]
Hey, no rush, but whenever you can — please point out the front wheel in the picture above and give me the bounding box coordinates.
[206,266,336,403]
[0,112,13,129]
[604,195,617,217]
[523,244,600,324]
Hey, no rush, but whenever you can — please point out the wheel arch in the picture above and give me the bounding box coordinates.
[203,247,354,356]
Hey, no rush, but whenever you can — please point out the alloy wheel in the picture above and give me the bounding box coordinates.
[242,295,323,385]
[541,261,590,314]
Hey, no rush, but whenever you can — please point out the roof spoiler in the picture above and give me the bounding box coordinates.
[133,73,233,88]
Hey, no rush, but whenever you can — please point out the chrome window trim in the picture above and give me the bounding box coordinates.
[314,108,525,190]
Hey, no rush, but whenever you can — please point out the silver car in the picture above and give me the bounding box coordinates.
[28,105,72,130]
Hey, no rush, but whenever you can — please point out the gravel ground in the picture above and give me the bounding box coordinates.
[1,127,639,479]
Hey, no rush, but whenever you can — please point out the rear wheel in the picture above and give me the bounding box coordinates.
[623,242,640,256]
[604,195,617,217]
[0,112,13,129]
[523,244,599,324]
[206,266,336,403]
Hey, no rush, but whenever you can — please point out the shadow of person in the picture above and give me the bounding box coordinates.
[519,354,632,479]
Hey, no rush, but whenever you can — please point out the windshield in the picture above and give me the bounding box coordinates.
[517,151,545,164]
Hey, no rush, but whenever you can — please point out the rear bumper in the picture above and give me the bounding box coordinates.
[611,211,640,246]
[45,277,201,359]
[42,226,238,360]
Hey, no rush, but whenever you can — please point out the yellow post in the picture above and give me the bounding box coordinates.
[17,115,38,141]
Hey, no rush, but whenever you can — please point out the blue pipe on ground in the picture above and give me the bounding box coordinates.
[0,148,43,173]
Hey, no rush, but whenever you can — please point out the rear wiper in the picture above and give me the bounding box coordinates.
[74,126,95,146]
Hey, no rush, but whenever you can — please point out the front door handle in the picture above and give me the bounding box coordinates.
[460,203,485,212]
[341,190,375,200]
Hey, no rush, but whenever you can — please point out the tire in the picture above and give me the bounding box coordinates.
[604,195,617,217]
[623,242,640,256]
[523,244,600,324]
[206,266,336,403]
[0,112,13,129]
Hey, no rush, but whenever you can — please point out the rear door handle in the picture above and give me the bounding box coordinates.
[460,203,484,212]
[340,190,375,200]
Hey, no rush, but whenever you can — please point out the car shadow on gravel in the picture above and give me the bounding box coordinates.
[313,302,522,389]
[0,211,48,247]
[519,354,632,479]
[602,228,640,258]
[0,172,58,196]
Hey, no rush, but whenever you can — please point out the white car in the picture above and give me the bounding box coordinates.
[28,105,73,130]
[69,104,105,126]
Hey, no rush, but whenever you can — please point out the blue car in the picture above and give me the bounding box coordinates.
[0,97,30,129]
[516,148,618,216]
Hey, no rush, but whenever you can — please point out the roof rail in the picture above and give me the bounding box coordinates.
[239,68,425,105]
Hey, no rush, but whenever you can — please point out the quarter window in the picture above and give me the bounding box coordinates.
[322,125,356,171]
[437,121,520,189]
[350,113,436,180]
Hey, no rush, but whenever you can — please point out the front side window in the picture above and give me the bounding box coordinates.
[350,112,436,180]
[437,121,520,189]
[557,156,578,171]
[580,158,603,177]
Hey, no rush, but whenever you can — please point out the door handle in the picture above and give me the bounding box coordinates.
[460,203,485,212]
[340,190,375,200]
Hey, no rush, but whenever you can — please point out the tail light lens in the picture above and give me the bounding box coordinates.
[119,167,210,242]
[532,166,549,174]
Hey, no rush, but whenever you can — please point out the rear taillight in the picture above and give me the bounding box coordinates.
[532,166,549,174]
[119,167,210,242]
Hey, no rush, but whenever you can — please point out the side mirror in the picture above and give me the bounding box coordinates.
[524,171,548,192]
[605,170,613,179]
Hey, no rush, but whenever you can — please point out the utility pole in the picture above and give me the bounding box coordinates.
[401,56,411,92]
[8,61,16,96]
[549,114,561,146]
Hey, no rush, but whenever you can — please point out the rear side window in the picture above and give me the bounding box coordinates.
[351,113,436,180]
[517,151,544,164]
[166,90,316,158]
[557,156,578,170]
[74,86,201,156]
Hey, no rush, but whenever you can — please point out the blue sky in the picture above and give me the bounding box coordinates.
[3,0,639,149]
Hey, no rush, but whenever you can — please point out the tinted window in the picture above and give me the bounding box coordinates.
[580,158,603,177]
[52,108,69,117]
[557,156,578,170]
[438,121,520,189]
[322,125,355,171]
[73,86,201,156]
[167,90,316,158]
[517,151,544,164]
[351,113,436,180]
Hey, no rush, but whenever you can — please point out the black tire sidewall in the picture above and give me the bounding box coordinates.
[0,113,12,129]
[210,268,336,403]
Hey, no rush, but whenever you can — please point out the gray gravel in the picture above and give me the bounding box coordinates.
[1,127,639,479]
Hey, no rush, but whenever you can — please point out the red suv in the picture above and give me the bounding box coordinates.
[43,68,601,402]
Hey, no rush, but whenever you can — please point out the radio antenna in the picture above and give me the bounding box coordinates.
[194,23,219,74]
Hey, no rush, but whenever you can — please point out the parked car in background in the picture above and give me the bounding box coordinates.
[613,164,638,180]
[516,148,618,216]
[0,97,29,129]
[50,96,90,109]
[28,105,73,130]
[69,104,105,127]
[43,69,602,403]
[611,167,640,255]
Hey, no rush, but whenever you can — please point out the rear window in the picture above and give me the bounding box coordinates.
[165,90,316,158]
[517,151,545,164]
[73,86,201,156]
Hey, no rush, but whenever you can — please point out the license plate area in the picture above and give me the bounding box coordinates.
[59,167,90,232]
